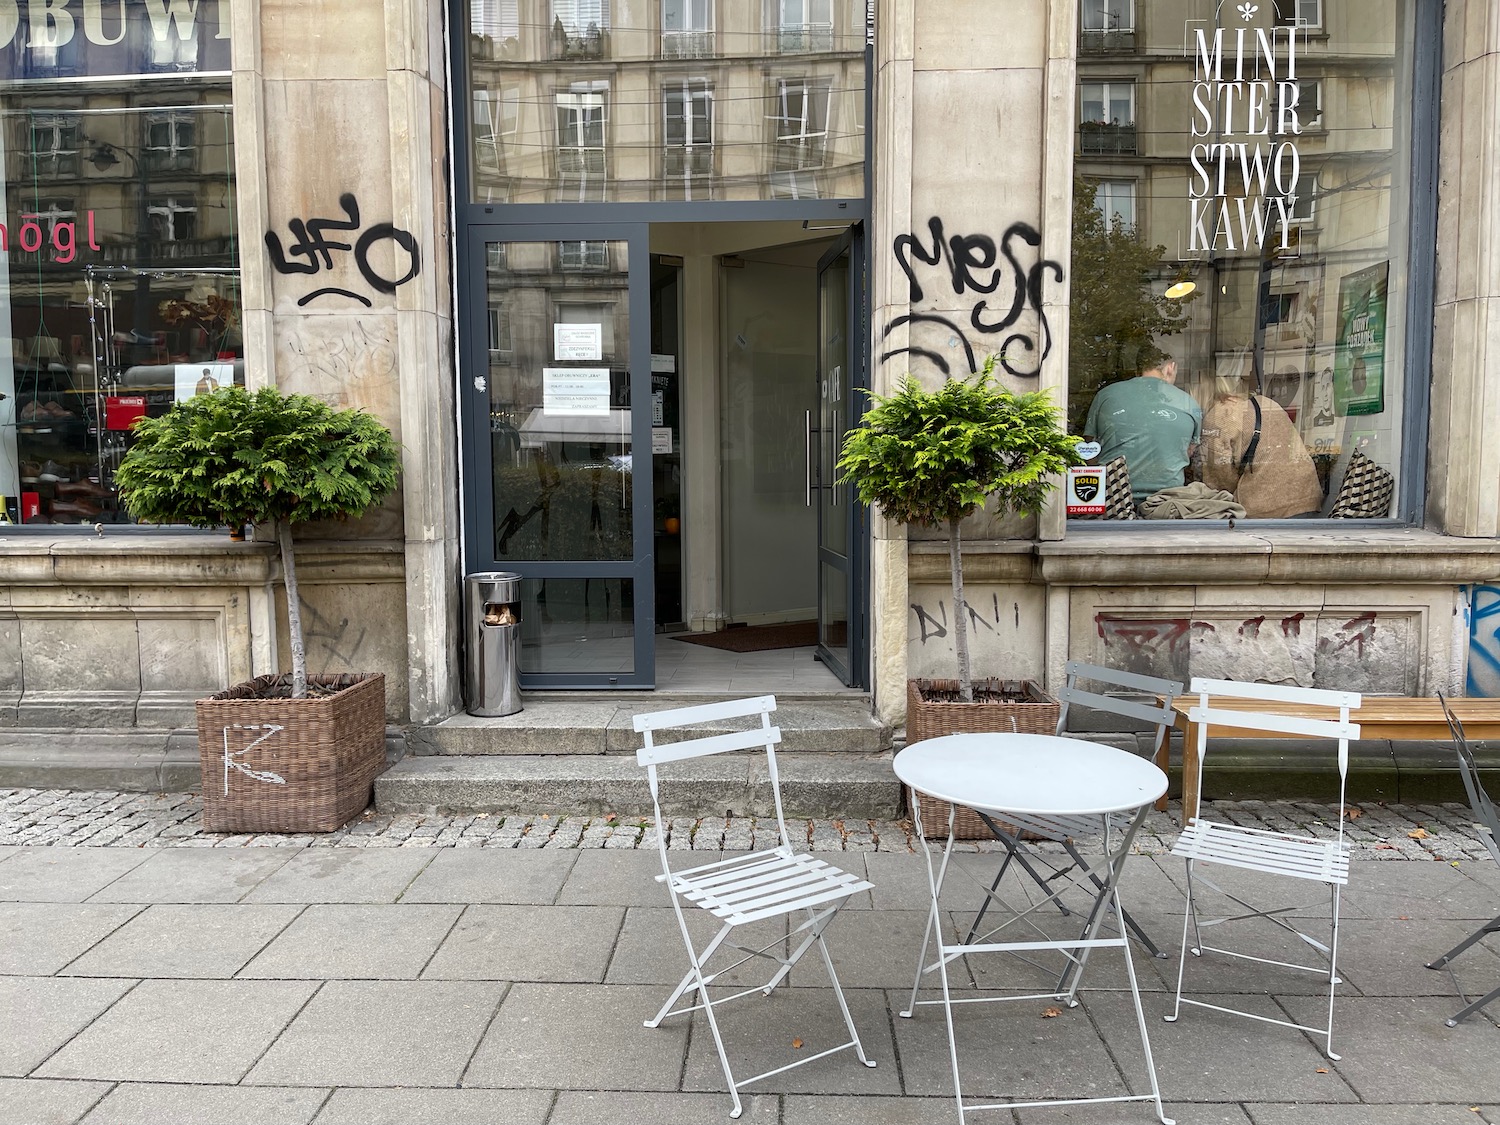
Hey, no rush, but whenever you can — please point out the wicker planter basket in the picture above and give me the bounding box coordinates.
[195,673,386,834]
[906,677,1061,839]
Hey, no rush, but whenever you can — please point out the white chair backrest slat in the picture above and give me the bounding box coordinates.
[1188,704,1361,743]
[1058,685,1176,729]
[1065,660,1183,696]
[634,695,778,732]
[637,724,782,767]
[1189,677,1361,711]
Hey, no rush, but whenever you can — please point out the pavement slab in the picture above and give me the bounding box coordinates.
[397,847,577,904]
[464,982,689,1091]
[236,904,462,980]
[239,849,437,904]
[556,849,676,906]
[0,978,135,1077]
[0,1077,112,1125]
[244,980,507,1088]
[1240,1106,1492,1125]
[311,1087,551,1125]
[421,903,623,983]
[33,980,317,1085]
[76,1082,328,1125]
[86,849,300,904]
[0,849,152,903]
[0,903,141,975]
[60,904,303,980]
[604,906,791,989]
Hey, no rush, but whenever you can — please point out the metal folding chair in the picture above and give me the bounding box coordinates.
[634,695,876,1119]
[964,661,1183,975]
[1425,694,1500,1026]
[1166,677,1362,1058]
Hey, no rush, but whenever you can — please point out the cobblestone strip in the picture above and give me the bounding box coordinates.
[0,788,1490,859]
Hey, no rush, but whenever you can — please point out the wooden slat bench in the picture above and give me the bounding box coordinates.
[1158,696,1500,824]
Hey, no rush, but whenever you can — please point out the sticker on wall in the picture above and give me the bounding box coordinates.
[554,324,602,361]
[542,368,610,416]
[1066,464,1107,516]
[1334,261,1388,417]
[1076,441,1102,462]
[174,363,234,403]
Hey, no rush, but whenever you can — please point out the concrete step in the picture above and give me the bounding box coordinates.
[405,695,891,756]
[374,752,902,819]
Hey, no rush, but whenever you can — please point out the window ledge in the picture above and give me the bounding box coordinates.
[1038,526,1500,586]
[0,533,403,586]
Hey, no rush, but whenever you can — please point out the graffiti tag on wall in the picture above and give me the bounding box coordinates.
[1468,585,1500,698]
[265,193,421,308]
[880,218,1063,378]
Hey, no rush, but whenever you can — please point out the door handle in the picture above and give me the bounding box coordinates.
[805,409,813,507]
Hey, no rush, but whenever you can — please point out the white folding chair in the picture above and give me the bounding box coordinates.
[634,695,876,1119]
[1166,677,1362,1058]
[965,661,1184,975]
[1425,695,1500,1026]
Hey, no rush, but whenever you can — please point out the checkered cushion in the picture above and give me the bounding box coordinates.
[1329,450,1394,518]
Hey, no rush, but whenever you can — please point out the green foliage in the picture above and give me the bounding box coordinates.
[1069,175,1194,431]
[836,357,1082,529]
[115,386,401,530]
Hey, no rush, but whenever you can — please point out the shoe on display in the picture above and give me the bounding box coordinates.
[57,479,111,500]
[40,401,74,419]
[37,461,66,482]
[20,462,41,483]
[49,499,103,519]
[18,400,44,422]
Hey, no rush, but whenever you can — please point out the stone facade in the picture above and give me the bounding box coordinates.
[1,0,1497,753]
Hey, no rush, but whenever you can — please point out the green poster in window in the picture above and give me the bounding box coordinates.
[1333,262,1388,416]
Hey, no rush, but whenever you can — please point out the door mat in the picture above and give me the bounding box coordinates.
[675,621,819,653]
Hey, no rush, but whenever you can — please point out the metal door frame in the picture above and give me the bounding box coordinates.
[459,222,655,688]
[814,224,868,689]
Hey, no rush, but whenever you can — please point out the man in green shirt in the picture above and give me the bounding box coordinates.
[1084,355,1203,503]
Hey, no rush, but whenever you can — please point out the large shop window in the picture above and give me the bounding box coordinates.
[462,0,867,204]
[0,0,238,528]
[1069,2,1418,524]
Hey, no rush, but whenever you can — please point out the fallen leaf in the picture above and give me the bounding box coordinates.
[1346,807,1363,820]
[1408,828,1429,840]
[605,814,618,823]
[1042,1006,1063,1018]
[1316,1067,1329,1074]
[1398,915,1411,921]
[792,1038,804,1049]
[1376,843,1396,850]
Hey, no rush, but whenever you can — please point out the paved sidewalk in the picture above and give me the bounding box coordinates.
[0,792,1497,1125]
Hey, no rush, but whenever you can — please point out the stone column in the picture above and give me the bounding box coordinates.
[233,0,459,722]
[1429,1,1500,537]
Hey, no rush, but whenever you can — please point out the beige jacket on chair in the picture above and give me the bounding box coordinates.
[1199,394,1324,519]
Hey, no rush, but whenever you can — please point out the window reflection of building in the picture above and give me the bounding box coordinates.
[28,115,81,176]
[464,1,866,205]
[144,111,197,172]
[1072,2,1409,517]
[663,79,713,195]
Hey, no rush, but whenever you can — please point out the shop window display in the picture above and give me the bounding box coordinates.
[1070,1,1417,522]
[0,0,238,527]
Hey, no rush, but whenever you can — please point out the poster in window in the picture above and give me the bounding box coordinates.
[1066,464,1107,516]
[1333,262,1388,417]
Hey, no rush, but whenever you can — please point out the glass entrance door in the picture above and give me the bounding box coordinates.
[814,227,865,687]
[462,224,654,687]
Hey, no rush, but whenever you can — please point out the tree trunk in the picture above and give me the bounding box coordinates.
[277,519,308,699]
[947,515,972,703]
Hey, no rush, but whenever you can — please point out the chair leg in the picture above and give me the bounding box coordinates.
[1324,883,1342,1061]
[695,971,746,1120]
[1426,912,1500,970]
[647,921,734,1028]
[1165,859,1198,1023]
[1441,982,1500,1027]
[814,925,877,1068]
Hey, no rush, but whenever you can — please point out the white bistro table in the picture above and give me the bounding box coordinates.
[893,732,1173,1125]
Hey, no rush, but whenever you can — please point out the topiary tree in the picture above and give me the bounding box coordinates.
[837,355,1081,702]
[115,386,401,699]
